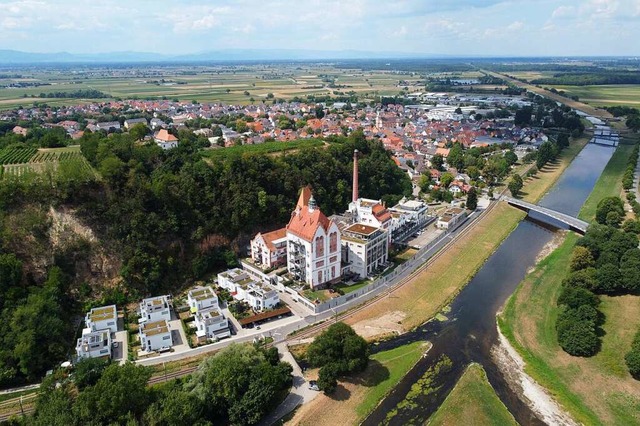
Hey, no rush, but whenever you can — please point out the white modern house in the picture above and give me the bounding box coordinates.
[76,329,112,360]
[139,319,173,352]
[139,295,172,324]
[244,284,280,311]
[341,223,389,279]
[218,268,280,311]
[154,129,179,150]
[194,309,231,342]
[217,268,254,295]
[187,286,219,314]
[286,187,342,288]
[85,305,118,334]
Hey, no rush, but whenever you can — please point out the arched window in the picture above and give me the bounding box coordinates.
[329,232,338,252]
[316,235,324,257]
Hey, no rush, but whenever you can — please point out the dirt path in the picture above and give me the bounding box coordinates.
[492,327,579,426]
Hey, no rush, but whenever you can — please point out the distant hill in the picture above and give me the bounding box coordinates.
[0,48,446,64]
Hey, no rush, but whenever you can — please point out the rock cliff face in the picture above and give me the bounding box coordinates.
[2,204,121,290]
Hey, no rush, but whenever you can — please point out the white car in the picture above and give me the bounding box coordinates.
[308,380,320,391]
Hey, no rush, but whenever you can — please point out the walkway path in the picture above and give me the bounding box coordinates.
[258,343,320,426]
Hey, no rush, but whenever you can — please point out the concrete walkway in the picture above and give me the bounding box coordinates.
[258,343,320,426]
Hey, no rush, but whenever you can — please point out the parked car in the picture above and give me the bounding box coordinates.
[308,380,320,391]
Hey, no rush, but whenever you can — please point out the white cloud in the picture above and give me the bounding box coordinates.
[551,5,576,19]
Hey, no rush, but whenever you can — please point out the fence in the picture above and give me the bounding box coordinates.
[313,229,451,313]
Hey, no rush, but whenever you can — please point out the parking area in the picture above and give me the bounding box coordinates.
[112,330,128,365]
[405,225,444,249]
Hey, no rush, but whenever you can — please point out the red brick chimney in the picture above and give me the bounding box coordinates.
[352,149,359,202]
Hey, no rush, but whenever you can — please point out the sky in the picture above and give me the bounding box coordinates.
[0,0,639,57]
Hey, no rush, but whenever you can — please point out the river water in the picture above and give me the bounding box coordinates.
[362,143,615,426]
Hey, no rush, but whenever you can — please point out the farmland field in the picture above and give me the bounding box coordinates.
[0,64,425,110]
[551,84,640,108]
[0,145,94,179]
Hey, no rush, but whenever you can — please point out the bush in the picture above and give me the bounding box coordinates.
[557,308,599,357]
[557,286,599,310]
[626,330,640,379]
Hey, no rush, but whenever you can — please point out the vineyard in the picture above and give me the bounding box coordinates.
[0,146,95,180]
[0,147,37,165]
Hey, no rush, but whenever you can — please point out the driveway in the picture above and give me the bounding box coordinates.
[113,330,129,365]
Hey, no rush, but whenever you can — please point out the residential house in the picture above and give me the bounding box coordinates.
[250,228,288,269]
[194,309,231,342]
[187,286,219,314]
[139,320,173,352]
[96,121,121,132]
[154,129,179,150]
[341,223,389,279]
[139,295,172,324]
[244,284,280,311]
[76,329,112,360]
[85,305,118,334]
[124,117,148,129]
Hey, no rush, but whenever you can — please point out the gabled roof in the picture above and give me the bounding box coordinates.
[287,187,333,242]
[372,204,392,223]
[296,186,312,210]
[155,129,178,142]
[256,227,287,251]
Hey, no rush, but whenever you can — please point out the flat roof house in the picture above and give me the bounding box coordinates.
[76,329,112,360]
[139,295,172,324]
[436,207,467,231]
[187,286,219,314]
[139,319,173,352]
[341,223,389,279]
[85,305,118,334]
[194,308,231,342]
[245,285,280,311]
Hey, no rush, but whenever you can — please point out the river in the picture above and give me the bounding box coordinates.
[362,143,616,426]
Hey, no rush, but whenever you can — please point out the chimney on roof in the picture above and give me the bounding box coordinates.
[352,149,359,202]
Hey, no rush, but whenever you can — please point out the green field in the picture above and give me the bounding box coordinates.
[552,85,640,108]
[427,363,517,426]
[202,139,324,159]
[498,142,640,425]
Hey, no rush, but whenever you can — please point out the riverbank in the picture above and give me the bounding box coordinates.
[285,341,429,426]
[345,136,589,337]
[498,142,640,425]
[426,363,518,426]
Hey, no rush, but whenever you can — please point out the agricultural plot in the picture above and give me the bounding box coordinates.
[1,146,94,180]
[0,147,37,165]
[202,139,324,160]
[551,84,640,108]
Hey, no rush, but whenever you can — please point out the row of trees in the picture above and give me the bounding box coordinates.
[27,343,292,426]
[556,194,640,358]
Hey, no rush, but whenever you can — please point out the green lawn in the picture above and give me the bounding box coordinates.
[498,142,640,425]
[355,341,428,419]
[427,363,517,426]
[334,279,370,294]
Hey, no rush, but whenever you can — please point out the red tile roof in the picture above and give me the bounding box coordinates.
[287,187,333,242]
[155,129,178,142]
[259,228,287,251]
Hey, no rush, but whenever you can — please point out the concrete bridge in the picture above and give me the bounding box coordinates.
[503,196,589,235]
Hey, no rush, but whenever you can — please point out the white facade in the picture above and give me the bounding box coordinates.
[218,268,253,294]
[139,320,173,352]
[341,224,389,279]
[187,286,219,314]
[245,285,280,311]
[287,221,342,288]
[250,228,288,269]
[436,207,467,230]
[348,198,393,244]
[76,329,112,360]
[139,295,172,324]
[194,308,231,341]
[85,305,118,334]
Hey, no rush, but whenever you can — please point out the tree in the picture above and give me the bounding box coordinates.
[570,246,595,272]
[129,122,149,141]
[504,150,518,167]
[74,362,153,425]
[317,363,339,394]
[447,144,464,170]
[466,187,478,211]
[514,107,532,125]
[594,263,621,293]
[73,357,110,389]
[625,330,640,379]
[562,268,597,290]
[606,210,622,228]
[557,286,599,310]
[306,322,369,374]
[508,174,523,197]
[440,172,454,188]
[235,119,248,134]
[431,154,444,171]
[315,105,325,119]
[595,197,624,225]
[536,141,556,169]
